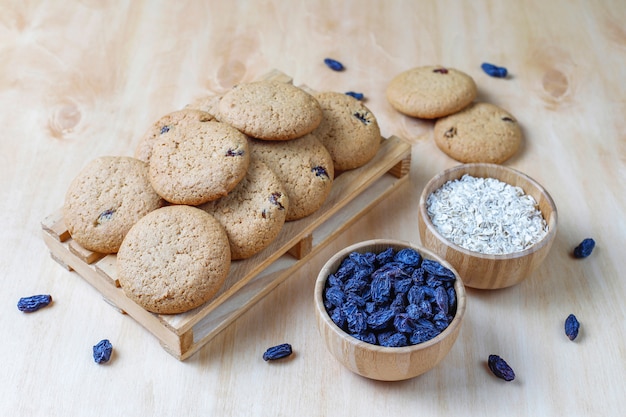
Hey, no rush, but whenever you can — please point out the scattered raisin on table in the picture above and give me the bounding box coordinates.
[324,58,345,71]
[93,339,113,364]
[17,294,52,312]
[573,238,595,258]
[345,91,364,100]
[488,354,515,381]
[565,314,580,341]
[481,62,508,78]
[263,343,293,361]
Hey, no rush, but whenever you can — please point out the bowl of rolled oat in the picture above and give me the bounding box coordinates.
[314,239,466,381]
[418,163,558,290]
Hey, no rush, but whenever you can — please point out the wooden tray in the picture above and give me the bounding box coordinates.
[41,70,412,360]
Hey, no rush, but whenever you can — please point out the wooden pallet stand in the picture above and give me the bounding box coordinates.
[41,70,412,360]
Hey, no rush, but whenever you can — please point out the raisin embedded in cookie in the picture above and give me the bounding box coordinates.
[248,133,334,221]
[433,102,522,164]
[312,91,381,171]
[117,205,231,315]
[199,158,289,260]
[218,80,323,140]
[63,156,164,254]
[148,120,250,205]
[386,66,477,119]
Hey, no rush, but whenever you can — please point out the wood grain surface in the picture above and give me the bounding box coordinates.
[2,1,625,416]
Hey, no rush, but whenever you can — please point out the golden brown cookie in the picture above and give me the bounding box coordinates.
[249,133,334,221]
[134,108,213,163]
[199,158,289,260]
[312,91,381,171]
[63,156,164,254]
[149,120,250,205]
[386,66,477,119]
[218,80,323,140]
[433,102,522,164]
[117,205,231,315]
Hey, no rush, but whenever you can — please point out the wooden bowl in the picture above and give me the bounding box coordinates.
[314,239,466,381]
[418,163,558,290]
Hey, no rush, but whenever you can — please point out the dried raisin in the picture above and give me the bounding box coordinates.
[311,165,330,179]
[17,294,52,312]
[366,308,395,330]
[225,148,245,157]
[573,238,595,258]
[444,127,457,138]
[353,111,372,125]
[93,339,113,364]
[481,62,508,78]
[565,314,580,341]
[263,343,293,361]
[324,58,345,71]
[269,192,285,210]
[488,354,515,381]
[421,259,456,281]
[433,67,449,74]
[345,91,364,100]
[96,209,115,225]
[394,248,422,267]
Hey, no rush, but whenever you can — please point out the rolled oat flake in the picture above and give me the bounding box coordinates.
[426,174,548,254]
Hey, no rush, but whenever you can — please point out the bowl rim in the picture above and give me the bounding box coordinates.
[418,163,558,260]
[314,238,467,354]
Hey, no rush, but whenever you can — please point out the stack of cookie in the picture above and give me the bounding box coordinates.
[386,65,521,164]
[62,77,383,315]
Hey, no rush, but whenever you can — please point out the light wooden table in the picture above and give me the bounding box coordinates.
[2,1,624,416]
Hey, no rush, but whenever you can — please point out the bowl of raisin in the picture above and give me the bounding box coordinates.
[417,163,558,289]
[314,239,466,381]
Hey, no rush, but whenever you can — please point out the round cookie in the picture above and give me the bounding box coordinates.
[433,102,522,164]
[199,158,289,260]
[218,80,323,140]
[149,120,250,205]
[386,66,477,119]
[117,205,231,315]
[249,133,334,221]
[312,91,381,171]
[134,108,213,163]
[63,156,164,254]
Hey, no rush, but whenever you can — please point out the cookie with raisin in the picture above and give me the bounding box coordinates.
[312,91,381,171]
[248,133,334,221]
[63,156,164,254]
[148,120,250,205]
[199,158,289,260]
[433,102,522,164]
[386,66,477,119]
